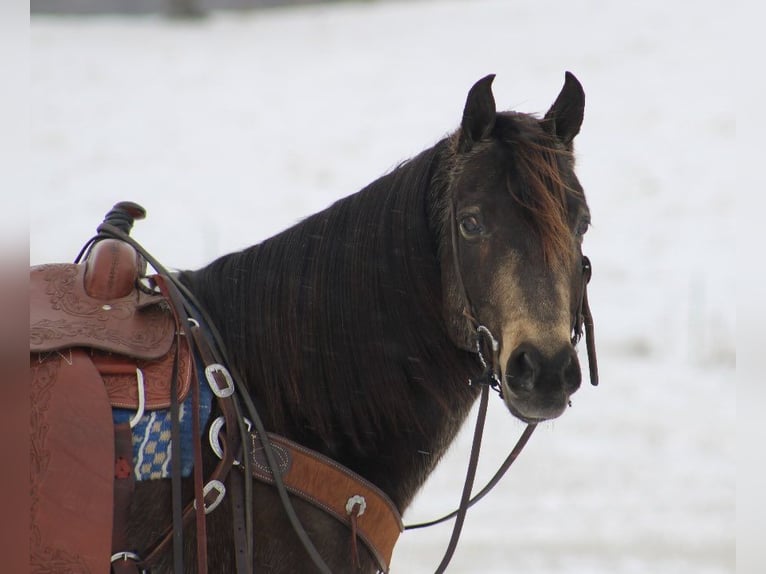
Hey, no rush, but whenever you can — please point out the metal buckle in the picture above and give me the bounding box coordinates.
[193,479,226,515]
[208,415,252,464]
[205,363,235,398]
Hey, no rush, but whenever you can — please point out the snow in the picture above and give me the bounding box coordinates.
[30,1,735,572]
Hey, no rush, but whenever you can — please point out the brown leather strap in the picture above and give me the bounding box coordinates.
[581,256,599,385]
[434,384,489,573]
[139,275,244,572]
[184,317,249,573]
[111,423,140,574]
[190,363,209,574]
[228,466,251,573]
[157,276,204,574]
[248,432,403,572]
[168,330,185,574]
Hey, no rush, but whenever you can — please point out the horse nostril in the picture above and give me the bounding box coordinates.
[562,348,582,391]
[506,346,540,392]
[522,352,536,372]
[505,345,581,395]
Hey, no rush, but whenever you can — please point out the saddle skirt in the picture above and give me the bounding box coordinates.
[29,239,198,574]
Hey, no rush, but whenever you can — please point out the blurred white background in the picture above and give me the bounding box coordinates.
[29,1,735,572]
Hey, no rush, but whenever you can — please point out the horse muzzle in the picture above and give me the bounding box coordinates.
[501,343,581,423]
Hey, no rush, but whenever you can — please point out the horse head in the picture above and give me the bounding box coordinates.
[442,73,591,424]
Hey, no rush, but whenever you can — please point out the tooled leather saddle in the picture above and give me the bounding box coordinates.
[30,206,195,574]
[29,203,403,574]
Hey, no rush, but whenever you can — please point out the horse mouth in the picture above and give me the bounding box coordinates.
[502,387,570,424]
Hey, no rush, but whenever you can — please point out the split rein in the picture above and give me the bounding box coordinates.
[415,325,537,574]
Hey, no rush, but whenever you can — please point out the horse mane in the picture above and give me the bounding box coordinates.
[180,138,478,466]
[179,112,583,495]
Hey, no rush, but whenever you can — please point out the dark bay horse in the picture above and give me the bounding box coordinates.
[126,73,593,572]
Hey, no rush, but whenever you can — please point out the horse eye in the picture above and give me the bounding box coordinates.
[575,218,590,237]
[460,215,484,237]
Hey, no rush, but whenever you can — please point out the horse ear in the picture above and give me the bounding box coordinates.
[458,74,497,152]
[543,71,585,145]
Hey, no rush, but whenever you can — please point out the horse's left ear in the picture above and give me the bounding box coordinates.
[543,72,585,146]
[458,74,497,153]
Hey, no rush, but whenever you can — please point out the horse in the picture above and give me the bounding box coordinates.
[31,72,594,573]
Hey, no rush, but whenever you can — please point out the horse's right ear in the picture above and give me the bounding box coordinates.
[458,74,496,153]
[543,72,585,146]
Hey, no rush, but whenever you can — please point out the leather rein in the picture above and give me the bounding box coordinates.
[97,198,597,573]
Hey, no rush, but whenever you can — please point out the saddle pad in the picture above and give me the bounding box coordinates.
[112,358,213,481]
[30,264,175,360]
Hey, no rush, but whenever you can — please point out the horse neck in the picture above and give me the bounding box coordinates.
[183,144,481,510]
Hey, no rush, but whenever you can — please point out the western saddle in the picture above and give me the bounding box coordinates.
[29,203,402,574]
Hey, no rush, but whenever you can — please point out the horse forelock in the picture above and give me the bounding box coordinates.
[447,112,584,269]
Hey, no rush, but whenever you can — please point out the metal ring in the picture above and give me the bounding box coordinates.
[474,325,499,370]
[208,415,252,464]
[111,551,142,563]
[208,416,227,460]
[476,325,499,352]
[128,369,146,429]
[345,494,367,517]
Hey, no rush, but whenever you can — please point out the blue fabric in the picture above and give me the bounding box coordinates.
[112,357,213,481]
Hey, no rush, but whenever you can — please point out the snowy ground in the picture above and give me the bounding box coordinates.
[30,1,735,572]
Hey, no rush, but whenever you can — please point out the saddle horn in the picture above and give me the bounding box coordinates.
[97,201,147,236]
[83,201,148,300]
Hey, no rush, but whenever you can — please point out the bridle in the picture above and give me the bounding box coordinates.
[446,186,598,389]
[427,188,599,573]
[98,198,597,574]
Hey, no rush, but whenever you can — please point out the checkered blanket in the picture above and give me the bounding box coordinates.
[112,365,213,481]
